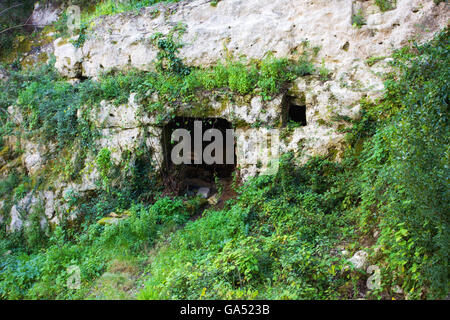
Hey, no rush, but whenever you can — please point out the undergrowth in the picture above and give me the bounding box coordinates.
[139,28,450,300]
[0,27,448,300]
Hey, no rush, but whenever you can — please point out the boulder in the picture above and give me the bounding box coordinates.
[30,2,62,27]
[197,187,211,199]
[54,37,83,78]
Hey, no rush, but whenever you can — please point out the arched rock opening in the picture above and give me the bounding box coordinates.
[162,117,236,197]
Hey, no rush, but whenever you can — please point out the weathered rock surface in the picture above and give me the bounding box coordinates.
[30,2,62,27]
[50,0,448,177]
[3,0,448,231]
[8,191,60,232]
[56,0,448,81]
[54,37,83,78]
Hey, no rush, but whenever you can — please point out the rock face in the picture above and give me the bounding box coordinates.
[56,0,448,80]
[2,0,448,231]
[8,190,62,232]
[30,2,62,27]
[54,38,84,78]
[51,0,448,176]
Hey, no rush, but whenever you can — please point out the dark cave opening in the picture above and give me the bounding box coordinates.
[162,117,236,196]
[288,103,307,126]
[283,95,307,127]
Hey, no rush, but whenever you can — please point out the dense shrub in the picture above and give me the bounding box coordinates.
[138,156,350,299]
[138,29,450,300]
[0,17,447,300]
[0,196,202,299]
[0,0,35,60]
[356,29,449,298]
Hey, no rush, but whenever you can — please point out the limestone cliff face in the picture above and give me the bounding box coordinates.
[2,0,449,231]
[57,0,448,79]
[51,0,448,176]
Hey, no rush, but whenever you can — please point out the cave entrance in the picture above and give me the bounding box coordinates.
[162,117,236,197]
[284,95,307,126]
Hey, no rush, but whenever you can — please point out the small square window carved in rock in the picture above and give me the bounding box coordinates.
[288,104,307,126]
[284,95,307,127]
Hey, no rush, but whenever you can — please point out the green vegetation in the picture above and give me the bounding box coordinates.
[139,156,353,299]
[0,0,35,60]
[138,29,449,299]
[54,0,183,41]
[318,59,331,81]
[366,56,387,67]
[0,15,448,301]
[0,197,204,299]
[96,148,112,191]
[352,9,365,29]
[355,32,449,297]
[375,0,396,12]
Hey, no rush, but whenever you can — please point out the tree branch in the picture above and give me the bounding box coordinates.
[0,3,23,17]
[0,6,35,35]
